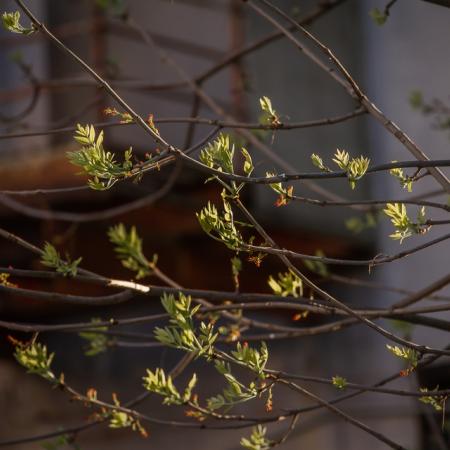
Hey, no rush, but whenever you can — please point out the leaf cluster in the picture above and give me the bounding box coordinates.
[42,434,80,450]
[143,368,197,405]
[386,344,419,375]
[389,163,414,192]
[96,0,126,15]
[259,96,281,127]
[268,270,303,298]
[207,360,258,411]
[197,199,247,250]
[419,387,446,412]
[68,124,133,190]
[410,90,450,134]
[231,256,242,290]
[345,212,378,234]
[369,8,388,26]
[312,149,370,190]
[200,133,254,193]
[241,425,272,450]
[383,203,428,243]
[231,341,268,378]
[79,319,110,356]
[332,375,347,389]
[0,272,17,287]
[332,149,370,190]
[2,11,35,35]
[266,172,294,207]
[303,250,329,277]
[41,242,82,277]
[109,394,148,437]
[154,293,218,357]
[108,224,156,279]
[13,340,55,381]
[104,107,133,123]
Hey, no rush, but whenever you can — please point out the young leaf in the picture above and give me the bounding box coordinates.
[200,134,235,174]
[259,96,281,127]
[12,340,55,381]
[265,172,294,206]
[419,387,445,412]
[68,124,134,190]
[2,11,35,35]
[154,293,217,357]
[143,368,182,405]
[268,270,303,297]
[240,425,272,450]
[311,153,330,172]
[369,8,388,26]
[241,147,254,177]
[0,272,17,287]
[383,203,429,243]
[196,199,246,250]
[231,341,268,377]
[108,224,155,279]
[79,319,110,356]
[390,163,414,192]
[332,375,347,389]
[386,344,419,376]
[332,149,350,170]
[41,242,82,277]
[109,393,148,437]
[303,250,329,277]
[231,256,242,290]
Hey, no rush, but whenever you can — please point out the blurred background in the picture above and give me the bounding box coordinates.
[0,0,449,449]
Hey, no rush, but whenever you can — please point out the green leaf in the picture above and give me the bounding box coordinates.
[108,224,155,279]
[347,156,370,189]
[96,0,126,15]
[241,147,254,177]
[196,199,246,250]
[259,96,281,126]
[0,272,16,287]
[79,319,110,356]
[68,124,134,190]
[231,341,268,377]
[345,212,378,234]
[383,203,429,243]
[42,434,80,450]
[143,368,183,405]
[332,375,347,389]
[332,149,350,170]
[409,90,423,110]
[389,162,414,192]
[155,293,216,357]
[41,242,82,277]
[231,256,242,290]
[303,250,329,277]
[109,394,148,437]
[386,344,419,375]
[2,11,35,35]
[311,153,330,172]
[13,340,55,381]
[200,134,235,174]
[369,8,387,26]
[419,387,445,411]
[240,425,272,450]
[313,150,370,189]
[389,319,414,338]
[183,373,198,403]
[265,172,294,207]
[268,270,303,297]
[207,360,258,412]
